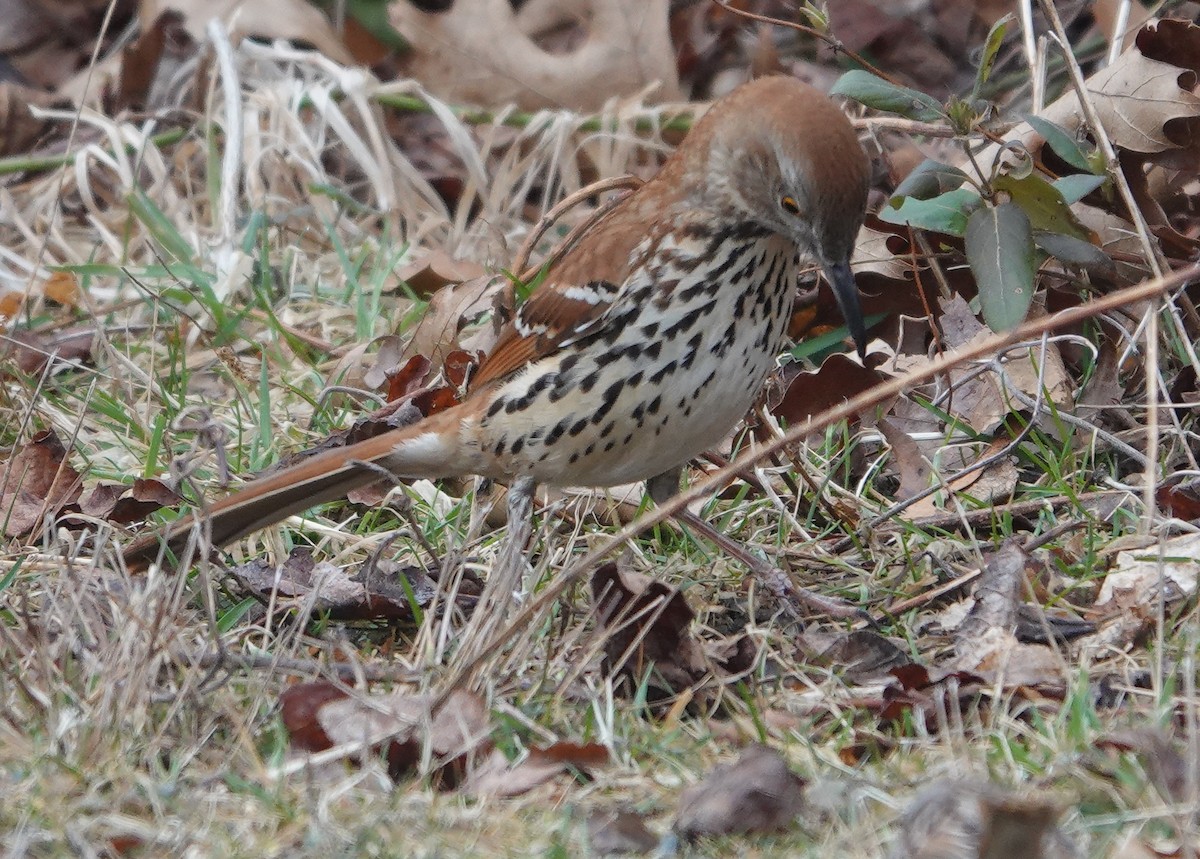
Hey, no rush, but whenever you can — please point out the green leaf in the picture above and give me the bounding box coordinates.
[831,71,944,121]
[974,13,1014,95]
[1025,115,1095,173]
[1032,230,1118,278]
[127,190,196,264]
[1053,173,1107,204]
[892,159,971,200]
[880,188,981,236]
[965,202,1036,332]
[992,173,1091,241]
[347,0,410,51]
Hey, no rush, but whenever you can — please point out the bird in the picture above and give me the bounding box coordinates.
[124,75,871,616]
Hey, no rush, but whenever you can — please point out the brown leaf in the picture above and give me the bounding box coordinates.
[400,273,510,371]
[0,429,83,538]
[1095,531,1200,610]
[1156,477,1200,522]
[955,538,1028,647]
[383,354,431,403]
[587,809,659,856]
[467,740,610,798]
[72,478,183,524]
[1,327,96,376]
[389,0,681,111]
[228,547,456,622]
[395,250,487,299]
[877,417,931,501]
[590,563,708,708]
[674,745,806,840]
[770,354,885,426]
[280,681,349,752]
[282,684,491,787]
[890,779,1079,859]
[811,629,908,682]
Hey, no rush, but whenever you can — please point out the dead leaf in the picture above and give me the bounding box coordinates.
[771,353,887,426]
[400,273,510,371]
[281,683,491,787]
[389,0,681,111]
[396,250,487,299]
[895,295,1073,436]
[228,547,465,622]
[143,0,353,64]
[878,417,932,500]
[889,779,1080,859]
[590,562,709,708]
[809,629,909,682]
[587,808,659,855]
[383,354,432,402]
[1156,477,1200,522]
[71,477,182,524]
[1095,532,1200,609]
[0,429,83,538]
[1,327,97,376]
[467,740,610,798]
[674,745,806,840]
[904,449,1019,520]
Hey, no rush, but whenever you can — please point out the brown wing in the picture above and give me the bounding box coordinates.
[471,189,662,389]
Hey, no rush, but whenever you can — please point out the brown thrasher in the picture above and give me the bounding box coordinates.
[124,76,871,616]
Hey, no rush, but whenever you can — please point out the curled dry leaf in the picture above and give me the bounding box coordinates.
[674,745,806,840]
[73,478,182,524]
[280,682,490,787]
[143,0,353,64]
[400,274,511,371]
[888,778,1080,859]
[0,429,83,538]
[879,664,987,725]
[903,447,1019,520]
[395,250,487,300]
[974,19,1200,170]
[389,0,680,111]
[466,740,610,798]
[807,628,909,683]
[1095,531,1200,610]
[771,353,888,427]
[590,562,708,708]
[894,295,1073,437]
[228,547,463,622]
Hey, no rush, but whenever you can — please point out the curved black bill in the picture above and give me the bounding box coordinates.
[824,260,866,360]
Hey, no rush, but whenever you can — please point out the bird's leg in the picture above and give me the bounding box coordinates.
[456,475,537,664]
[646,468,867,622]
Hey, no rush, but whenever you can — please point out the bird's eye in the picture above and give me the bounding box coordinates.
[780,196,801,215]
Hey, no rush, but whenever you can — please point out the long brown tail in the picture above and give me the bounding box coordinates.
[123,408,468,569]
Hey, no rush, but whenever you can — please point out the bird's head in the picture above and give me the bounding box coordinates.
[682,76,871,356]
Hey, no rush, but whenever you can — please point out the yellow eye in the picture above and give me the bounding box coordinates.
[780,196,801,215]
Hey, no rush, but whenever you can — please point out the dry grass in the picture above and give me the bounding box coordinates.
[2,28,1198,859]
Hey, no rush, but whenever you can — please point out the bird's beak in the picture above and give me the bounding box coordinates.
[823,259,867,360]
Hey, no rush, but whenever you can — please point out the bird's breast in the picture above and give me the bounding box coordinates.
[469,233,799,488]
